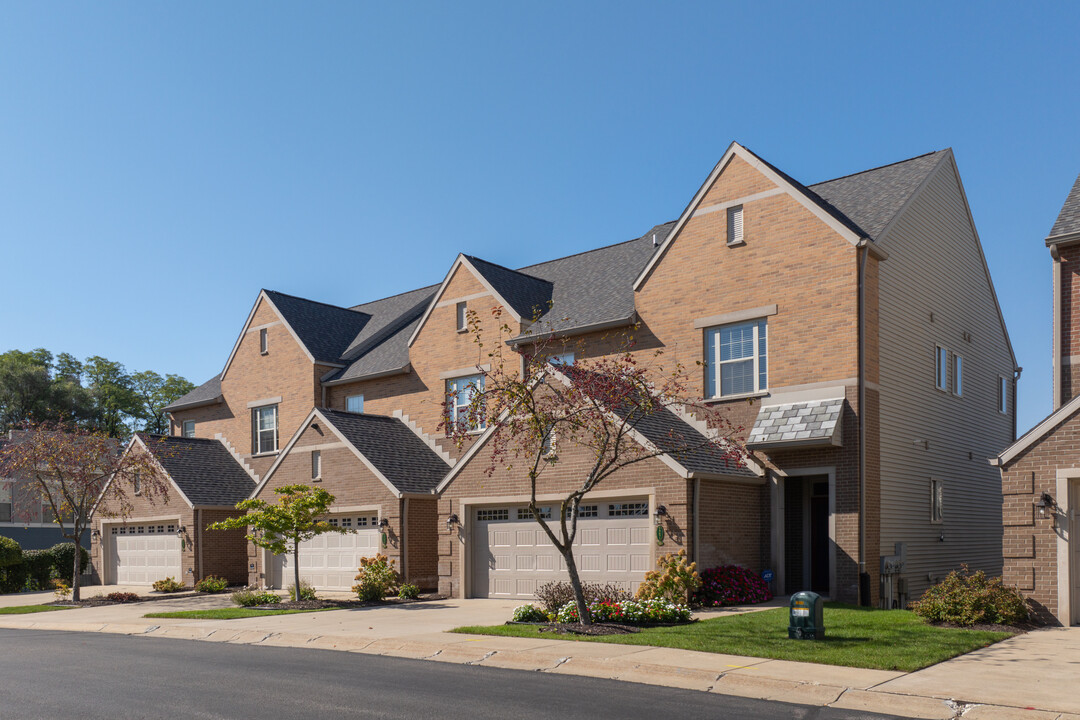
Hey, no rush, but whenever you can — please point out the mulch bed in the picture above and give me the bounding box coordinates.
[254,593,443,611]
[508,620,696,636]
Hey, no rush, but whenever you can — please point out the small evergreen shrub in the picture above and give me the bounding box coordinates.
[285,580,317,601]
[195,576,229,594]
[0,536,21,568]
[911,566,1029,626]
[48,542,90,576]
[0,538,26,593]
[153,577,185,593]
[636,549,700,605]
[397,583,420,600]
[695,565,774,607]
[511,604,549,622]
[352,554,399,602]
[232,587,281,607]
[534,581,631,615]
[22,550,55,590]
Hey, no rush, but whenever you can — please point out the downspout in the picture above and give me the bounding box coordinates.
[401,498,408,582]
[1052,244,1062,410]
[857,239,870,607]
[195,509,203,584]
[692,478,700,567]
[321,383,328,410]
[1012,367,1022,442]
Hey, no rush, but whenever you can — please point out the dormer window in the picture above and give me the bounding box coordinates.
[456,302,467,332]
[727,205,744,246]
[260,328,269,355]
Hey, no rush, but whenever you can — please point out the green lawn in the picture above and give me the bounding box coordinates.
[453,603,1013,672]
[0,605,75,615]
[143,607,332,620]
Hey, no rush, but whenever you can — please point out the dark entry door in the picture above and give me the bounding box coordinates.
[810,481,829,593]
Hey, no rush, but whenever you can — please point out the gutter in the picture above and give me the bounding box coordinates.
[321,363,412,387]
[164,396,224,413]
[506,314,638,346]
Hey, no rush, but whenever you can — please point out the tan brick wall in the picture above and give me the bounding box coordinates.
[696,480,766,570]
[170,296,322,478]
[405,497,438,590]
[999,405,1080,625]
[247,420,436,587]
[199,508,249,585]
[1060,245,1080,405]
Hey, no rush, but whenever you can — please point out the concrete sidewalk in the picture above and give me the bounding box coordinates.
[1,591,1076,720]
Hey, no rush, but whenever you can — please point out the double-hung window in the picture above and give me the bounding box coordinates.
[446,374,485,432]
[182,420,195,438]
[252,404,278,454]
[0,482,10,523]
[705,319,767,397]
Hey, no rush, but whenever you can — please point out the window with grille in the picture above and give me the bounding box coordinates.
[182,420,195,438]
[727,205,744,245]
[446,374,485,432]
[476,508,509,521]
[342,517,352,528]
[328,518,338,526]
[167,524,176,534]
[705,318,767,397]
[517,507,552,520]
[252,405,278,454]
[577,505,598,518]
[608,502,648,516]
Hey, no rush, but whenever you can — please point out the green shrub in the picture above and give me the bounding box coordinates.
[285,580,317,601]
[352,554,399,602]
[911,566,1029,627]
[22,550,54,590]
[195,576,229,594]
[0,561,28,594]
[105,592,141,603]
[153,577,185,593]
[48,542,90,577]
[636,549,700,605]
[511,604,548,622]
[232,587,281,607]
[0,536,21,569]
[397,583,420,600]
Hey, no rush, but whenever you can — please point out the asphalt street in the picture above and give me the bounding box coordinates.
[0,629,906,720]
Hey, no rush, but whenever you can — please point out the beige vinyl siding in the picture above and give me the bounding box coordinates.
[876,155,1014,601]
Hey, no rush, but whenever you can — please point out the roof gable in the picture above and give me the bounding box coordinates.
[137,434,256,507]
[1048,173,1080,240]
[262,291,371,366]
[463,256,553,322]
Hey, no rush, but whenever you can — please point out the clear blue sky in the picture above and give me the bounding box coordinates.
[1,2,1077,433]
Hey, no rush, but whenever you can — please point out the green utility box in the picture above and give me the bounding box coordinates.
[788,591,824,639]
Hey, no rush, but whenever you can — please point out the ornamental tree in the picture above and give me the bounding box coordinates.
[0,422,169,600]
[208,484,347,601]
[444,308,746,625]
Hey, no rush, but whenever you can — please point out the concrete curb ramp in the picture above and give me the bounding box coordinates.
[3,618,1078,719]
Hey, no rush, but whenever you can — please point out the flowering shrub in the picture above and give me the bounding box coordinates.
[512,604,549,622]
[286,580,318,601]
[232,587,281,607]
[195,576,229,594]
[911,566,1029,626]
[534,581,631,614]
[105,592,141,603]
[398,583,420,600]
[636,550,700,605]
[153,577,185,593]
[352,554,399,601]
[695,565,773,607]
[556,598,692,625]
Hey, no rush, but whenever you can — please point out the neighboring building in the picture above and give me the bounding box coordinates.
[0,432,90,552]
[993,174,1080,625]
[155,142,1013,605]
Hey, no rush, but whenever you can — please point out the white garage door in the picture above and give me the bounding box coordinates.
[110,522,182,585]
[471,500,652,599]
[275,514,381,591]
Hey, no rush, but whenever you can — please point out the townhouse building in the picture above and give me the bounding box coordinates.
[92,143,1014,606]
[993,174,1080,625]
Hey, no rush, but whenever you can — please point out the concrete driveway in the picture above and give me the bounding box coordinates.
[0,584,165,608]
[875,626,1080,715]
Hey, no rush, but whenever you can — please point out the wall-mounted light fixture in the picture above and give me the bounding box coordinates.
[1034,492,1060,527]
[176,526,186,537]
[378,518,390,529]
[91,529,100,539]
[654,505,668,526]
[446,513,460,531]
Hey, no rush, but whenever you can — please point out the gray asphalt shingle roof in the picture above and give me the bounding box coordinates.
[263,290,371,366]
[163,374,223,412]
[628,404,758,478]
[1049,174,1080,238]
[747,398,844,448]
[464,256,553,322]
[318,410,450,494]
[809,150,948,241]
[139,434,255,506]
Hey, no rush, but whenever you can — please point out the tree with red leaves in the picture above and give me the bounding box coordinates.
[0,423,168,600]
[444,309,746,625]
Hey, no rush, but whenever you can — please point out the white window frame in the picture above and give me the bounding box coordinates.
[446,374,485,432]
[935,345,948,391]
[260,328,269,355]
[133,472,141,496]
[727,205,744,246]
[182,420,195,438]
[705,318,768,398]
[345,394,364,414]
[541,431,557,458]
[311,450,322,481]
[252,404,279,455]
[998,375,1008,415]
[952,353,963,397]
[930,478,944,524]
[456,301,468,332]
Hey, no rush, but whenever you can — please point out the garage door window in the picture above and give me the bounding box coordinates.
[517,507,552,520]
[477,508,509,521]
[608,502,648,516]
[577,505,598,517]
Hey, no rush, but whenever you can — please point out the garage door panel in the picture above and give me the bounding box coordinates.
[276,513,380,591]
[472,499,651,599]
[110,523,181,586]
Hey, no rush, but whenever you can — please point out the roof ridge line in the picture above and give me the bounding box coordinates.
[808,149,948,188]
[349,284,440,312]
[516,221,676,272]
[464,255,553,285]
[264,289,370,315]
